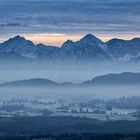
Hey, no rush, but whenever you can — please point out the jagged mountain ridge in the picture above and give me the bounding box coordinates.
[0,34,140,62]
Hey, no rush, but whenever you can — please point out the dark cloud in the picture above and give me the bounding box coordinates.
[0,0,140,36]
[0,22,29,27]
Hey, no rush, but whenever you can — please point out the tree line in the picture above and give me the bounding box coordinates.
[0,133,140,140]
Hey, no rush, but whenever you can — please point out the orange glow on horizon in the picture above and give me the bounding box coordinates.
[21,33,140,46]
[23,34,82,47]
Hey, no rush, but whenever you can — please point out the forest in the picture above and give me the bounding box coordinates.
[0,116,140,135]
[0,133,140,140]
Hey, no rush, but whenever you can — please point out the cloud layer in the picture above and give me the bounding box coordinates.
[0,0,140,44]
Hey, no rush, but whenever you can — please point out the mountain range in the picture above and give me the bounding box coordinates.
[1,72,140,87]
[1,34,140,63]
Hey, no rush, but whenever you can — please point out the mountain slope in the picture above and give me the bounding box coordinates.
[0,36,59,60]
[60,34,110,62]
[83,72,140,85]
[0,36,37,59]
[106,38,140,62]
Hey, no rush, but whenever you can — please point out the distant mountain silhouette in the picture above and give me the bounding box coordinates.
[83,72,140,85]
[1,72,140,87]
[1,78,58,87]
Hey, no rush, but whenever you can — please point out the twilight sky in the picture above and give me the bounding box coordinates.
[0,0,140,46]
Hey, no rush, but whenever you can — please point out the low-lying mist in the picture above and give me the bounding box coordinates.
[0,61,140,84]
[0,61,140,101]
[0,85,140,101]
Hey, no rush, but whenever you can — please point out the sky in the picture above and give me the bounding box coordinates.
[0,0,140,46]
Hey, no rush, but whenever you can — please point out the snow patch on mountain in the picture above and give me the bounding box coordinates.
[118,52,140,62]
